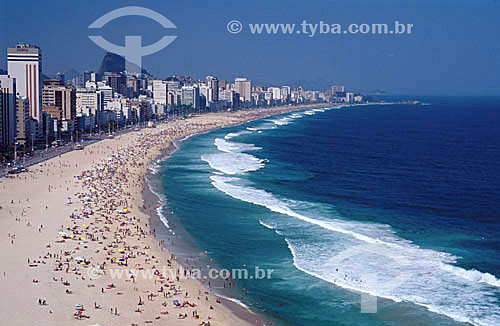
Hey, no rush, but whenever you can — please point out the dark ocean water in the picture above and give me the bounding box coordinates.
[153,97,500,326]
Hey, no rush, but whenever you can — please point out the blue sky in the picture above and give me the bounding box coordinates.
[1,0,499,95]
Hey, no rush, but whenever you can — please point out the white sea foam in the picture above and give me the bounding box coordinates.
[201,138,265,174]
[259,219,276,230]
[254,122,277,130]
[209,175,500,326]
[210,176,405,248]
[259,219,284,236]
[217,294,253,312]
[304,110,316,115]
[225,132,241,139]
[201,153,265,174]
[155,206,170,228]
[214,138,261,153]
[269,117,292,126]
[148,160,161,175]
[145,174,169,229]
[259,220,283,235]
[440,263,500,288]
[224,130,252,139]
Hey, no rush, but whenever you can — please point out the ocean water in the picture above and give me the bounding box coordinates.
[155,97,500,326]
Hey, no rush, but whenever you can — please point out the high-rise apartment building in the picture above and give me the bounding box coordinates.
[234,78,251,102]
[206,76,219,102]
[181,86,200,109]
[330,85,345,95]
[280,86,291,102]
[199,85,213,107]
[165,81,180,91]
[218,80,227,91]
[0,75,17,147]
[103,72,127,96]
[76,88,102,116]
[152,80,168,105]
[42,79,76,121]
[7,44,42,122]
[97,84,113,107]
[268,87,281,101]
[16,96,31,145]
[219,89,239,107]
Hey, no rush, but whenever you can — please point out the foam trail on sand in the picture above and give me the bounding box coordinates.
[217,294,253,311]
[148,159,161,175]
[145,172,170,229]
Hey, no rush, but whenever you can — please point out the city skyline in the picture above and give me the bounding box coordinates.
[2,41,356,152]
[1,0,500,95]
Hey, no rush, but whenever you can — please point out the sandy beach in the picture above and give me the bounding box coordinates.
[0,104,327,326]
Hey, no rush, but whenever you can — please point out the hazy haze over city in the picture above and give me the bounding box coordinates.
[1,0,499,95]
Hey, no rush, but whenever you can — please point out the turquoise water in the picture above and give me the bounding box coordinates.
[153,98,500,326]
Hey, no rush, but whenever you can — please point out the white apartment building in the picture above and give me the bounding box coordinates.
[7,44,42,122]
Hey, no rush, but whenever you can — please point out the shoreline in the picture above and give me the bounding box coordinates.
[141,103,338,325]
[0,102,330,326]
[142,179,267,325]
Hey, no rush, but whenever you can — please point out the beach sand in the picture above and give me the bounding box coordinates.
[0,104,327,326]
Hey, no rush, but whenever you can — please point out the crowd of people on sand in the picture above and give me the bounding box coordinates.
[9,106,313,325]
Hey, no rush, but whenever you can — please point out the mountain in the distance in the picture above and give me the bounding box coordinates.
[97,52,149,76]
[98,52,125,76]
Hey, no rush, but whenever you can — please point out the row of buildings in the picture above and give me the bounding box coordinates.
[0,43,363,151]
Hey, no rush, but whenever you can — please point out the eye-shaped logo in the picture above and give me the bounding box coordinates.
[88,6,177,74]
